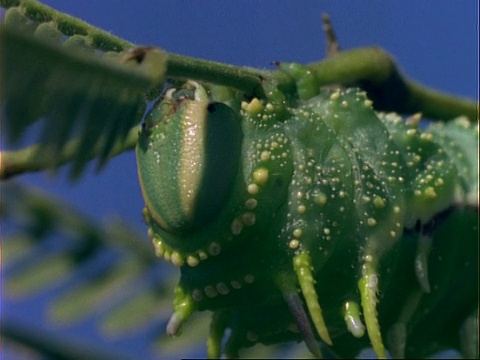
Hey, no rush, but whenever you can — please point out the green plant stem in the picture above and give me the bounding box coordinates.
[167,53,266,98]
[0,126,140,180]
[273,47,478,121]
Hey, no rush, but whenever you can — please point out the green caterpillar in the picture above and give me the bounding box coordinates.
[135,64,478,359]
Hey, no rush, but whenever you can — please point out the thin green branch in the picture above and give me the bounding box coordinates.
[166,53,266,98]
[0,126,140,180]
[166,47,477,121]
[272,47,478,121]
[405,80,478,122]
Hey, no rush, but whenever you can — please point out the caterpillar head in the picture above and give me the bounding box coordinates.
[136,81,243,236]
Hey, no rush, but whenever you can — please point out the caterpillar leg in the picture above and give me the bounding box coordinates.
[207,311,228,359]
[414,233,433,293]
[386,290,422,359]
[293,252,333,346]
[166,285,196,336]
[459,309,479,359]
[358,259,387,359]
[283,291,322,358]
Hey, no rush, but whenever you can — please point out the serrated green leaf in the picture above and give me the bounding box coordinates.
[100,287,173,337]
[0,234,37,266]
[5,253,76,297]
[48,259,145,324]
[1,6,166,178]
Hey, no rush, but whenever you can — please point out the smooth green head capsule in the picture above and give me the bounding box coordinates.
[136,81,243,234]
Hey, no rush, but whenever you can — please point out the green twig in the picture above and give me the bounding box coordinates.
[166,53,266,98]
[272,47,477,121]
[0,126,140,179]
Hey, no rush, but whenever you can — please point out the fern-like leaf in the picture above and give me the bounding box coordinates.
[0,181,325,359]
[1,0,166,178]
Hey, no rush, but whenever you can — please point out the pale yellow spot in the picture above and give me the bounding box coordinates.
[245,98,263,114]
[373,196,385,208]
[330,90,340,100]
[216,282,229,295]
[289,239,300,249]
[293,228,303,238]
[171,251,184,266]
[245,198,258,209]
[242,212,256,226]
[367,218,377,227]
[147,228,155,239]
[163,251,171,262]
[315,192,328,206]
[192,289,203,301]
[420,132,433,141]
[187,256,200,267]
[204,286,218,298]
[153,239,165,257]
[364,99,373,108]
[248,183,259,195]
[406,129,417,136]
[244,274,255,284]
[208,242,221,256]
[231,219,243,235]
[230,280,242,289]
[260,151,271,161]
[253,168,269,186]
[297,205,306,214]
[424,187,437,198]
[407,113,422,126]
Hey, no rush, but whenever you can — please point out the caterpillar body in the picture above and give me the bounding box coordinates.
[135,64,478,359]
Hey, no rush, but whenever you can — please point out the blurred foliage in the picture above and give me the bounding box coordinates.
[1,0,165,178]
[1,181,318,358]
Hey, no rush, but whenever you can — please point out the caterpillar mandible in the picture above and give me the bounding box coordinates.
[135,63,478,359]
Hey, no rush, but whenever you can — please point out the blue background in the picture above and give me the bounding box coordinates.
[2,1,478,359]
